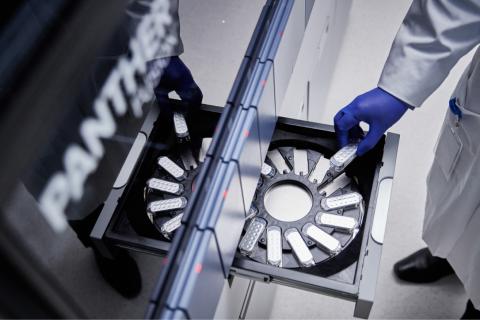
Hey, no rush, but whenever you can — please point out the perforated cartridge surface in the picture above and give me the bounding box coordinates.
[161,213,184,239]
[147,197,187,214]
[146,178,183,195]
[320,192,362,211]
[173,112,189,139]
[158,156,186,181]
[284,228,315,267]
[302,223,341,255]
[330,143,358,172]
[239,217,267,256]
[316,213,358,233]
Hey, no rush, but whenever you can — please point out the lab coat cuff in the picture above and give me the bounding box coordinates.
[377,81,420,109]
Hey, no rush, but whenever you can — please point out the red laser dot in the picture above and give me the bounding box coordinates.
[244,129,250,138]
[261,79,267,87]
[162,257,169,265]
[279,31,284,37]
[194,263,202,274]
[223,189,229,199]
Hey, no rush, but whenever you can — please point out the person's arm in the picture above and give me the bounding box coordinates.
[379,0,480,108]
[335,0,480,156]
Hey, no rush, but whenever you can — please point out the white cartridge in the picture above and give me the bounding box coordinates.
[146,178,183,195]
[261,163,275,178]
[173,112,189,139]
[302,223,341,255]
[239,217,267,256]
[330,143,358,172]
[266,226,282,267]
[157,156,186,181]
[284,228,315,267]
[320,192,362,211]
[160,213,184,239]
[147,197,187,214]
[316,213,358,234]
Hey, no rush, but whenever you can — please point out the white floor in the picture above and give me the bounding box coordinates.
[269,0,476,318]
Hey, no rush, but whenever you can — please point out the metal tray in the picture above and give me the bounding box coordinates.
[91,105,398,318]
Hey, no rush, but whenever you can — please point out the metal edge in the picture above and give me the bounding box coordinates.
[354,132,399,319]
[220,109,248,162]
[112,132,147,189]
[231,257,358,299]
[265,0,295,62]
[258,0,289,63]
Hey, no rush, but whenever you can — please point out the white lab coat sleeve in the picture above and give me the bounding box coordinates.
[378,0,480,108]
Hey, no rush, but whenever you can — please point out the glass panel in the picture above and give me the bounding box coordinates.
[0,0,266,317]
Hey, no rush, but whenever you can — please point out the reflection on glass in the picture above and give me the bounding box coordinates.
[0,0,266,317]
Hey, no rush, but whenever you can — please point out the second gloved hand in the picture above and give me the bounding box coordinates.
[334,87,410,156]
[152,56,203,106]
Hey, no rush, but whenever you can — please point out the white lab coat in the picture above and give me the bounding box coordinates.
[378,0,480,309]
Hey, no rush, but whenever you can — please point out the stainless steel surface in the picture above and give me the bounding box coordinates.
[146,178,183,195]
[239,217,267,256]
[267,149,290,174]
[316,212,358,234]
[147,197,187,214]
[279,0,338,120]
[263,183,312,222]
[157,156,186,181]
[272,0,305,108]
[293,148,309,176]
[318,173,351,196]
[266,226,283,267]
[308,155,329,184]
[284,228,315,267]
[302,223,340,255]
[320,192,362,211]
[180,148,198,171]
[160,213,184,239]
[257,62,277,162]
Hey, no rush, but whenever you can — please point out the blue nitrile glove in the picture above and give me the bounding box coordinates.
[334,87,409,156]
[153,56,203,106]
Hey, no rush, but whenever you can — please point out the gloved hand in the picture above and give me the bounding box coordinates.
[334,87,410,156]
[152,56,203,106]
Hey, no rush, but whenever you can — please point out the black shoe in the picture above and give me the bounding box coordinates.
[94,250,142,298]
[393,248,454,283]
[462,300,480,319]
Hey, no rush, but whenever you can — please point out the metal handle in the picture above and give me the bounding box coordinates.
[113,132,147,189]
[371,177,393,244]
